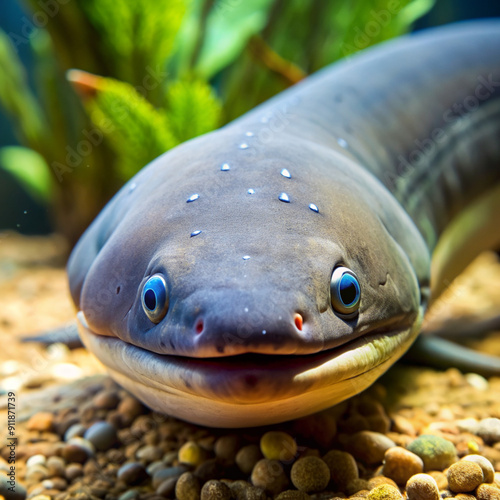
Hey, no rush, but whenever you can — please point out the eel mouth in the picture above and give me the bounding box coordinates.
[76,309,423,407]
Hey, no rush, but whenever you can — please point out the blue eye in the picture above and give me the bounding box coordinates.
[141,274,169,323]
[330,266,361,317]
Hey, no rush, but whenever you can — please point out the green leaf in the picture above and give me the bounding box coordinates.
[195,0,275,79]
[0,29,48,151]
[164,79,222,143]
[86,75,176,179]
[0,147,52,203]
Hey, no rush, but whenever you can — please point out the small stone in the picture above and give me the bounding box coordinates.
[407,435,458,471]
[290,456,330,493]
[251,459,289,495]
[201,479,232,500]
[447,461,484,492]
[152,465,189,489]
[46,456,66,477]
[61,438,94,463]
[476,419,500,444]
[322,449,358,491]
[117,462,149,485]
[26,454,46,468]
[136,444,162,463]
[214,435,241,463]
[427,471,448,490]
[461,455,495,483]
[93,389,121,409]
[195,458,226,483]
[179,441,207,466]
[27,412,54,432]
[260,431,297,461]
[25,464,49,483]
[64,463,83,481]
[344,431,396,465]
[119,491,141,500]
[236,445,263,475]
[156,476,178,497]
[275,491,311,500]
[227,480,266,500]
[406,474,440,500]
[367,484,403,500]
[382,447,424,485]
[118,396,146,425]
[64,423,86,441]
[41,477,67,490]
[347,478,370,496]
[367,477,398,490]
[476,484,500,500]
[84,421,118,451]
[176,472,201,500]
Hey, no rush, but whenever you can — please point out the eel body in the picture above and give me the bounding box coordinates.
[68,21,500,427]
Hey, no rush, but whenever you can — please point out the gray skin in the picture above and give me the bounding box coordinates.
[68,21,500,427]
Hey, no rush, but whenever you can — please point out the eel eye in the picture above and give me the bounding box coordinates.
[141,274,169,323]
[330,266,361,317]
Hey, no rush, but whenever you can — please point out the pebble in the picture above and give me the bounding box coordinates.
[290,456,330,493]
[157,476,178,496]
[176,471,201,500]
[214,435,241,463]
[460,455,495,483]
[447,460,484,492]
[476,484,500,500]
[226,480,266,500]
[136,444,162,463]
[93,388,121,409]
[251,459,289,495]
[407,435,458,470]
[322,449,358,490]
[382,447,424,485]
[152,465,189,489]
[26,412,54,432]
[25,454,46,468]
[0,473,27,500]
[260,431,297,461]
[45,455,66,477]
[179,441,208,466]
[236,444,263,475]
[344,431,396,465]
[195,458,227,482]
[64,463,83,481]
[476,418,500,444]
[406,474,440,500]
[24,463,49,483]
[201,479,232,500]
[61,437,94,463]
[84,420,119,451]
[63,423,86,441]
[275,491,311,500]
[117,461,149,485]
[367,484,403,500]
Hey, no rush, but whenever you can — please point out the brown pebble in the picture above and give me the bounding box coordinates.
[236,445,263,475]
[347,478,370,496]
[27,412,54,432]
[427,471,448,490]
[229,481,267,500]
[61,442,91,464]
[476,484,500,500]
[367,477,399,490]
[275,490,311,500]
[157,476,178,497]
[447,461,484,492]
[251,459,289,495]
[195,458,226,483]
[344,431,396,465]
[46,456,66,478]
[214,435,241,463]
[93,389,120,409]
[382,447,424,485]
[323,450,358,491]
[65,463,83,481]
[136,444,162,463]
[290,456,330,493]
[201,479,232,500]
[406,473,440,500]
[25,464,49,483]
[117,461,149,485]
[460,455,495,483]
[176,472,201,500]
[367,484,403,500]
[118,396,146,425]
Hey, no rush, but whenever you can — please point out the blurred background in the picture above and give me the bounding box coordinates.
[1,0,500,247]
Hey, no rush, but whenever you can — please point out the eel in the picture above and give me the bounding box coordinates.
[67,20,500,428]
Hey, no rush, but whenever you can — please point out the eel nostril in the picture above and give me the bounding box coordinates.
[195,319,204,334]
[294,313,303,331]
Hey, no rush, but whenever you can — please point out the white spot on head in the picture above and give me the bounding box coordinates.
[187,193,200,203]
[244,307,249,313]
[279,192,290,203]
[242,255,251,260]
[337,137,348,148]
[190,230,202,237]
[262,330,267,335]
[280,168,291,179]
[309,203,319,213]
[239,143,249,150]
[247,189,255,195]
[245,131,254,137]
[221,163,230,171]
